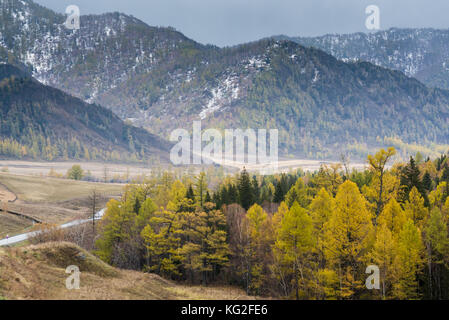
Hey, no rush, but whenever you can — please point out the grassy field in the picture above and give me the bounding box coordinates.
[0,160,154,180]
[0,213,33,238]
[0,184,16,202]
[0,173,124,203]
[0,242,256,300]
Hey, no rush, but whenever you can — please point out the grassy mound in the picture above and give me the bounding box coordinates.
[0,242,254,300]
[23,242,118,277]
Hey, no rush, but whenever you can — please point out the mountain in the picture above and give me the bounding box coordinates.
[275,28,449,91]
[0,64,170,161]
[2,0,449,159]
[0,0,211,117]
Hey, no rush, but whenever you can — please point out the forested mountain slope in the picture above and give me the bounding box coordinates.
[0,64,170,161]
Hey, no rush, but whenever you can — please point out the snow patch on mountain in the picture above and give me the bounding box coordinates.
[199,75,240,120]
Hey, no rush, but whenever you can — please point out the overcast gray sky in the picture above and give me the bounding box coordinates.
[35,0,449,47]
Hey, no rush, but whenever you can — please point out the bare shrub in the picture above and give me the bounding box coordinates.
[29,221,99,251]
[29,223,65,244]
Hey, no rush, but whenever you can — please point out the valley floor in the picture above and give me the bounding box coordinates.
[0,158,367,178]
[0,160,154,180]
[0,157,367,239]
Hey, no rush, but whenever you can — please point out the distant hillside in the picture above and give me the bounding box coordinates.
[275,28,449,90]
[2,0,449,159]
[0,64,170,162]
[0,242,254,300]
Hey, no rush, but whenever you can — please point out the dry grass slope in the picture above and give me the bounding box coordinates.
[0,214,32,238]
[0,242,255,300]
[0,183,16,202]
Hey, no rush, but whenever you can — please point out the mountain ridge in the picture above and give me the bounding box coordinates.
[2,0,449,159]
[274,27,449,90]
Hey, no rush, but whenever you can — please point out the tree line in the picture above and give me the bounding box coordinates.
[95,148,449,299]
[0,135,143,162]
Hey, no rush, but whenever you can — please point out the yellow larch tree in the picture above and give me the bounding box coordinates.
[323,181,374,299]
[392,220,425,300]
[274,202,315,300]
